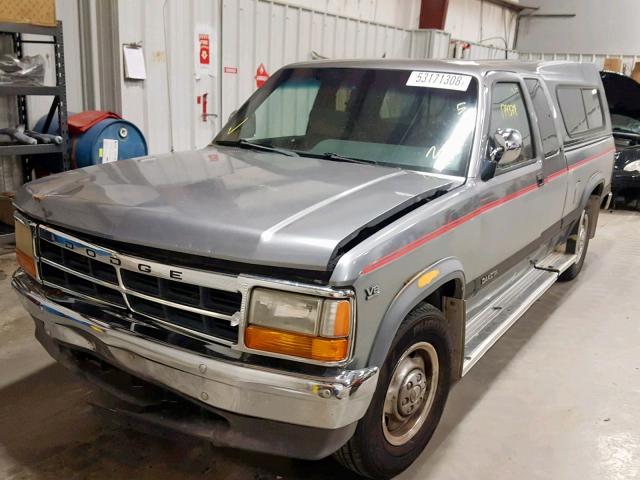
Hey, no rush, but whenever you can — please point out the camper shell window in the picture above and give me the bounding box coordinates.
[556,86,604,137]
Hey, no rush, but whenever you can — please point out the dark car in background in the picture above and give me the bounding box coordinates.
[601,71,640,208]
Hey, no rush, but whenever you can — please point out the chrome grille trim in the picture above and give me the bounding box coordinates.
[41,280,126,309]
[36,225,242,345]
[124,289,237,322]
[128,309,236,346]
[40,257,123,291]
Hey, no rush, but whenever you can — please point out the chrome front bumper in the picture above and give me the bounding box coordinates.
[12,270,378,431]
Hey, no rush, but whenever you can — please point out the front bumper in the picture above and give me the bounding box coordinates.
[12,270,378,454]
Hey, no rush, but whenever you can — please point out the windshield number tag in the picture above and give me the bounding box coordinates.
[406,71,472,91]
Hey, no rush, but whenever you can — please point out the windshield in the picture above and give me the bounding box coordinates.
[214,68,478,176]
[611,113,640,134]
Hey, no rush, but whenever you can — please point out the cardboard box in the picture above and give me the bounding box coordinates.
[0,192,15,227]
[603,58,624,74]
[631,62,640,84]
[0,0,56,28]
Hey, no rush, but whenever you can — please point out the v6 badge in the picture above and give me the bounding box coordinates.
[364,284,381,301]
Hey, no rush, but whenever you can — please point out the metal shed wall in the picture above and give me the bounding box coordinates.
[0,0,553,169]
[99,0,420,154]
[278,0,421,30]
[116,0,222,154]
[219,0,414,124]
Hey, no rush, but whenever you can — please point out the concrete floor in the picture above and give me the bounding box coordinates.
[1,210,639,480]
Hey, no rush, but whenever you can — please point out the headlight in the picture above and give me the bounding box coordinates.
[15,216,37,279]
[623,160,640,172]
[244,287,352,362]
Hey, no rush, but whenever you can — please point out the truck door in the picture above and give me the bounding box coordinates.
[469,74,560,293]
[523,78,568,230]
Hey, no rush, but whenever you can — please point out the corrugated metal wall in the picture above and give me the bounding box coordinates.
[450,39,519,60]
[219,0,413,124]
[445,0,518,49]
[12,0,636,173]
[106,0,420,154]
[409,29,450,60]
[116,0,222,154]
[278,0,421,30]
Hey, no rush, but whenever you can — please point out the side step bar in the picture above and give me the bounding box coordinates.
[462,250,576,376]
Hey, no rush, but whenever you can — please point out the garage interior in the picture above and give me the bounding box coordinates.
[1,0,640,479]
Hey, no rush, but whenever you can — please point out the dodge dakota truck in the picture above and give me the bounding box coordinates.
[12,59,614,479]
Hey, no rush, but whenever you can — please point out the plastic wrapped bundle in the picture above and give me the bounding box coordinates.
[0,54,45,85]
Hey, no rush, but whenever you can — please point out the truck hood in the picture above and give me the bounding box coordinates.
[16,146,456,272]
[601,71,640,119]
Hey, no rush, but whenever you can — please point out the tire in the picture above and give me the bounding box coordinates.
[334,304,452,479]
[559,206,590,281]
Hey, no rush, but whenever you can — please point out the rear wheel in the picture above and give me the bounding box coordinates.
[334,304,452,479]
[559,207,590,281]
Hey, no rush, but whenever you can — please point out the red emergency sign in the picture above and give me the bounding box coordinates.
[199,34,210,65]
[255,63,269,88]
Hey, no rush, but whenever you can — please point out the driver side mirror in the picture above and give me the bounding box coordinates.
[480,128,523,180]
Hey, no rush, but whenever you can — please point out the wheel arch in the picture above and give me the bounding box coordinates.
[367,257,466,381]
[581,173,606,238]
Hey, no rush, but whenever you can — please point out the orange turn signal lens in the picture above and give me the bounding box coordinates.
[245,325,348,362]
[16,249,37,278]
[15,219,37,279]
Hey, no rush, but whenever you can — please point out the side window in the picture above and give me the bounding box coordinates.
[489,82,534,168]
[582,88,604,129]
[525,79,560,156]
[557,86,604,136]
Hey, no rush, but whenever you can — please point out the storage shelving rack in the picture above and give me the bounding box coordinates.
[0,21,69,245]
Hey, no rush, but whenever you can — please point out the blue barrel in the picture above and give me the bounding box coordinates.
[35,115,148,168]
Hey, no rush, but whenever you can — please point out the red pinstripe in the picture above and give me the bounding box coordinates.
[360,146,615,275]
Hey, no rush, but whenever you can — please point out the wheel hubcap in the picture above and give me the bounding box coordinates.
[575,210,589,260]
[382,342,439,446]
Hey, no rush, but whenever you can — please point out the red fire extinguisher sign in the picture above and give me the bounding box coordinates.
[199,34,210,65]
[255,63,269,88]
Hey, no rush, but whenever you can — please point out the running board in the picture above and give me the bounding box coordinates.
[533,251,577,274]
[462,250,576,376]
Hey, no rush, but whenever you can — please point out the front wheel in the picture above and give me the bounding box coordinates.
[559,207,590,281]
[334,304,452,479]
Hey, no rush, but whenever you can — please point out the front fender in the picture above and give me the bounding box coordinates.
[367,257,466,368]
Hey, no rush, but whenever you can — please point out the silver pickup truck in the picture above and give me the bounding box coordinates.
[12,60,614,479]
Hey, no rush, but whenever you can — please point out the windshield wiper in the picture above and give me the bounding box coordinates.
[215,139,298,157]
[299,151,376,165]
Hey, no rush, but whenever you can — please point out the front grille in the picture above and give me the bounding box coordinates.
[120,270,241,316]
[40,240,119,284]
[40,262,127,307]
[37,225,242,345]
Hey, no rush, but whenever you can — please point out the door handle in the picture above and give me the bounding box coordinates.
[536,172,545,187]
